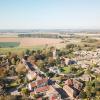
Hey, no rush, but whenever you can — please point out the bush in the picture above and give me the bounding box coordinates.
[46,72,55,78]
[21,88,29,95]
[79,91,87,99]
[66,43,77,49]
[76,70,84,77]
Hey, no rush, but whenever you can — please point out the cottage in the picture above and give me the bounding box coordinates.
[73,79,83,90]
[64,79,73,86]
[28,78,48,91]
[49,66,60,74]
[46,85,61,100]
[64,58,76,65]
[80,74,91,81]
[63,85,77,98]
[63,79,82,98]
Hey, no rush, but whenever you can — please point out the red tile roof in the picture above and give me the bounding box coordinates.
[30,91,35,95]
[35,85,49,93]
[65,79,73,86]
[31,82,37,88]
[50,96,57,100]
[37,78,48,85]
[30,78,48,88]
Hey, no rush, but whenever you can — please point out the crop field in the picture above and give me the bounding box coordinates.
[0,42,20,48]
[0,37,65,53]
[0,37,63,47]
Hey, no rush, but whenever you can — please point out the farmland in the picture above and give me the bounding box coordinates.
[0,37,63,47]
[0,42,20,48]
[0,37,64,53]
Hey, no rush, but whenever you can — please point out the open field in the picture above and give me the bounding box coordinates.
[0,37,65,53]
[0,37,63,47]
[1,36,100,53]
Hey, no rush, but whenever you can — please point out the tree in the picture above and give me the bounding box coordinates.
[16,63,27,74]
[85,81,93,100]
[36,60,45,71]
[71,67,78,73]
[48,57,56,66]
[85,68,92,76]
[21,88,29,95]
[79,91,87,99]
[46,72,55,78]
[25,49,31,55]
[66,43,77,50]
[92,63,98,68]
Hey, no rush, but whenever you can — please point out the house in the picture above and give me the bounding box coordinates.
[73,79,83,90]
[91,67,100,74]
[80,74,91,81]
[64,58,76,65]
[64,79,73,86]
[63,85,77,99]
[63,79,82,98]
[29,78,49,99]
[35,85,49,93]
[28,78,48,91]
[49,66,60,74]
[46,85,61,100]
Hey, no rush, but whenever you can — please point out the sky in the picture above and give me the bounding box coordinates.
[0,0,100,29]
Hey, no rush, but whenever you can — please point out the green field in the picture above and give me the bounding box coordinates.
[0,42,20,48]
[0,45,45,54]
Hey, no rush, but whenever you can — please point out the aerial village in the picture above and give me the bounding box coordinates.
[0,42,100,100]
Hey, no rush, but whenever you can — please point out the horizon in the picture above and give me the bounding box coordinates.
[0,0,100,29]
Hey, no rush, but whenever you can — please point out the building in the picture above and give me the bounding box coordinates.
[80,74,91,81]
[28,78,48,91]
[49,66,60,74]
[63,85,79,99]
[63,79,82,98]
[46,85,61,100]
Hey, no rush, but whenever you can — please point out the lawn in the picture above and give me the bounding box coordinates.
[60,66,71,74]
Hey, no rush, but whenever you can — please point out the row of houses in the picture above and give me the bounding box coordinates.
[20,54,84,99]
[63,79,83,99]
[73,49,100,74]
[28,78,61,100]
